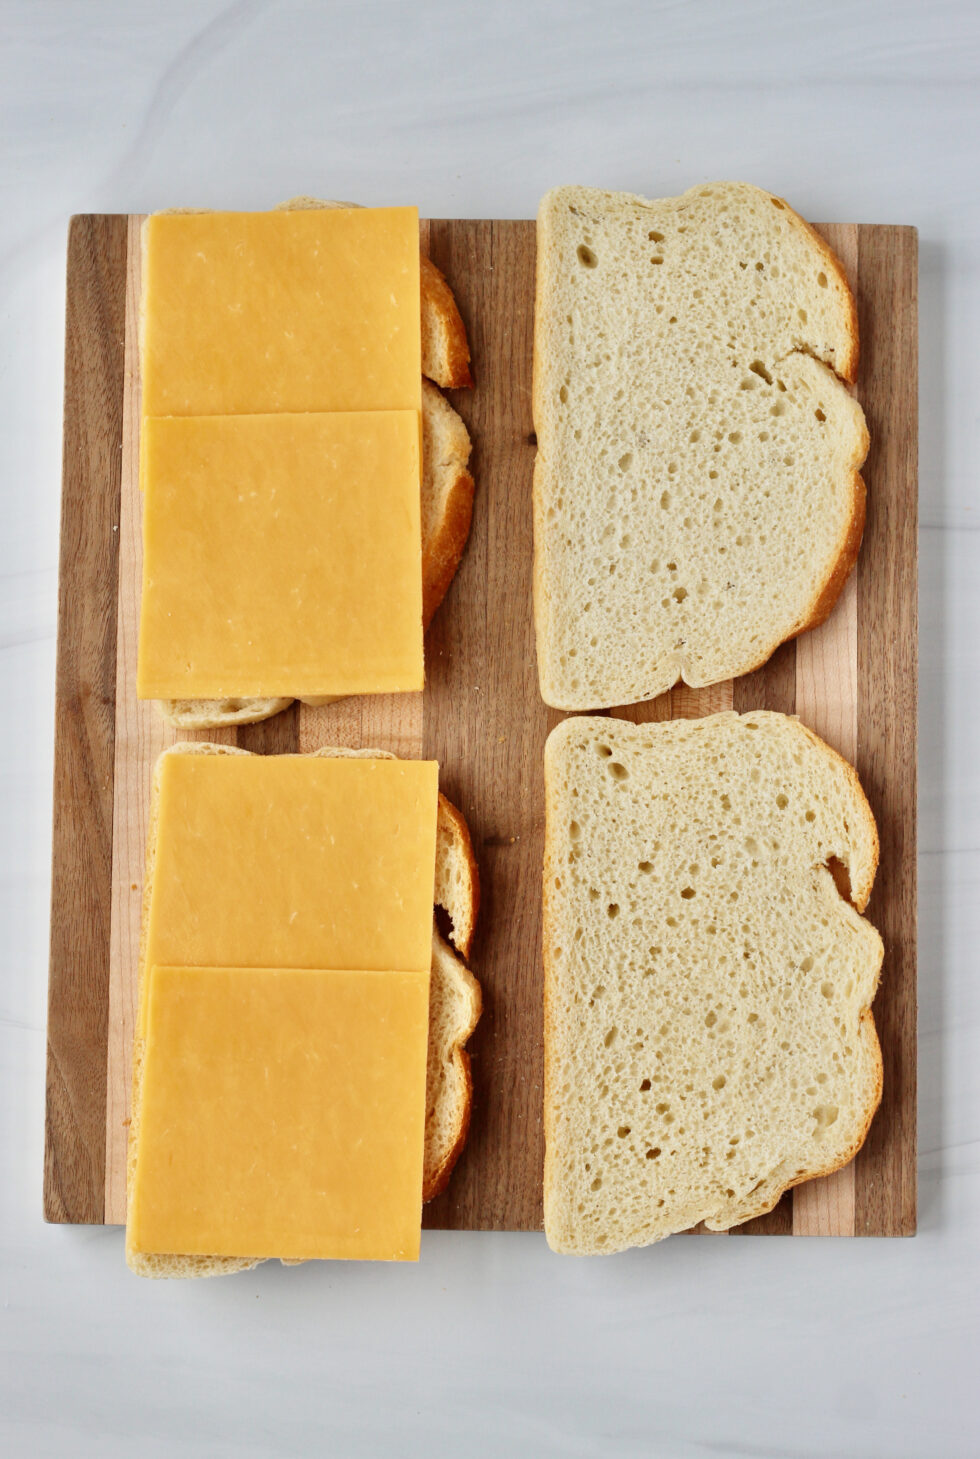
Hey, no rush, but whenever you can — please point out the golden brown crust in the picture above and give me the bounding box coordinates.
[422,1053,475,1203]
[420,253,473,388]
[421,380,475,630]
[421,926,483,1202]
[769,190,861,384]
[791,469,867,639]
[423,462,475,629]
[435,791,482,959]
[791,716,881,912]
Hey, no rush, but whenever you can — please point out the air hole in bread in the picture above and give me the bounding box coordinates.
[576,244,598,268]
[826,855,854,905]
[812,1104,838,1135]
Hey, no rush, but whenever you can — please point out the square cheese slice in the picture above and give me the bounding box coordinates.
[140,752,438,1039]
[128,965,430,1261]
[141,206,421,417]
[136,410,423,700]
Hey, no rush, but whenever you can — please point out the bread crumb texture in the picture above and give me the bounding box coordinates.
[543,712,883,1253]
[533,182,868,709]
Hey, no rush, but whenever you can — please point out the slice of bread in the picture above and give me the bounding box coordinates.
[127,741,480,1277]
[533,182,869,710]
[151,199,474,731]
[542,711,883,1254]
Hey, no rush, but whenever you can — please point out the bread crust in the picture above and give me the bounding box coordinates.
[421,927,483,1202]
[436,791,481,959]
[420,253,473,389]
[420,378,476,630]
[128,744,481,1275]
[769,190,861,384]
[542,712,884,1251]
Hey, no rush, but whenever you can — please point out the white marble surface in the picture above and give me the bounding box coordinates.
[1,2,978,1454]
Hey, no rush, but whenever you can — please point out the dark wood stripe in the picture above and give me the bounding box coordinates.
[235,701,301,755]
[45,216,128,1223]
[853,225,918,1235]
[421,220,546,1231]
[730,640,797,1234]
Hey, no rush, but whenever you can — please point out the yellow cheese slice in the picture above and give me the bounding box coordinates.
[129,965,430,1261]
[140,753,438,1040]
[136,410,423,700]
[141,207,421,417]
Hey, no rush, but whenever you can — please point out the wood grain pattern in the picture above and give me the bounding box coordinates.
[854,226,918,1237]
[420,221,549,1230]
[46,216,916,1237]
[45,217,128,1223]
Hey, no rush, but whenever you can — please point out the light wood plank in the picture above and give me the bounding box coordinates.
[792,518,859,1238]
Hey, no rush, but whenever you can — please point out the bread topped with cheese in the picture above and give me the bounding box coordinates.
[532,181,868,710]
[144,198,475,731]
[127,742,481,1278]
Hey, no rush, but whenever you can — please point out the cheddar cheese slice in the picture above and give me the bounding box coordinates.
[136,410,423,700]
[141,206,421,417]
[128,965,430,1261]
[140,753,439,1042]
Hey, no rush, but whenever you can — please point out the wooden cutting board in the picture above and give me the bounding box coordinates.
[45,214,917,1238]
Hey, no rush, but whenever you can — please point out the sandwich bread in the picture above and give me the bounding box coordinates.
[543,711,883,1253]
[533,182,869,710]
